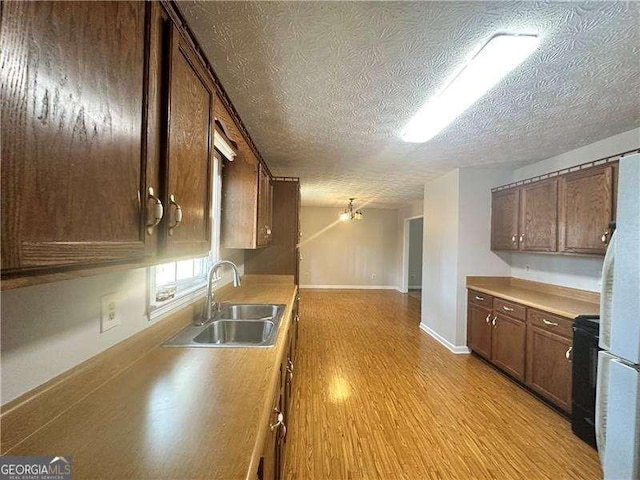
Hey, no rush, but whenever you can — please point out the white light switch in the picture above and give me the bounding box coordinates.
[100,293,120,332]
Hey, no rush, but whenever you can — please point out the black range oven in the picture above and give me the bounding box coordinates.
[571,315,601,449]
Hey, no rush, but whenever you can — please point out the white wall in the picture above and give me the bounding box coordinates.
[421,168,512,349]
[299,206,398,288]
[508,127,640,292]
[408,218,423,288]
[1,251,244,405]
[422,170,460,345]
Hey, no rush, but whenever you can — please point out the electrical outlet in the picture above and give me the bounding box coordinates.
[525,265,531,273]
[371,273,377,280]
[100,293,120,332]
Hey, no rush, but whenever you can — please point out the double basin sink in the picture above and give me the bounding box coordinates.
[163,304,285,348]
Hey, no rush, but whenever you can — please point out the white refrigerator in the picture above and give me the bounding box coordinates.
[596,153,640,480]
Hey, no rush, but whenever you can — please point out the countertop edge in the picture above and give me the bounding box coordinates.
[466,283,599,318]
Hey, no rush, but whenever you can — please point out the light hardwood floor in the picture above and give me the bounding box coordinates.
[284,289,601,480]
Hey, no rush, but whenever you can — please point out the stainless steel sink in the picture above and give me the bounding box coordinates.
[163,303,285,348]
[193,320,275,345]
[214,304,280,321]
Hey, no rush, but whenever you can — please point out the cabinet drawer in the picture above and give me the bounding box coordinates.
[468,290,493,309]
[527,309,573,339]
[493,298,526,320]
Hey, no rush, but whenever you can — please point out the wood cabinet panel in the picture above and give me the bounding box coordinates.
[259,392,281,480]
[520,179,558,252]
[245,179,301,280]
[558,164,614,255]
[468,290,493,310]
[256,165,273,247]
[527,308,573,339]
[526,326,572,412]
[491,188,520,251]
[491,313,526,381]
[467,304,492,360]
[163,26,213,257]
[493,298,526,321]
[1,1,150,272]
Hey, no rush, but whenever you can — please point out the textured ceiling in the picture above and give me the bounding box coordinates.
[178,1,640,208]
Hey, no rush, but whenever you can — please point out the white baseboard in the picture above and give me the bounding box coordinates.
[409,285,422,289]
[419,323,471,355]
[299,284,399,290]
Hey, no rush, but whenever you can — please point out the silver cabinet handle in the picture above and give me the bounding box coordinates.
[475,295,485,301]
[168,194,183,236]
[566,346,573,361]
[492,316,497,327]
[502,306,514,312]
[270,409,287,439]
[286,359,294,382]
[601,230,610,245]
[266,226,272,236]
[542,319,559,327]
[485,313,491,324]
[511,234,517,244]
[519,233,525,243]
[146,187,164,234]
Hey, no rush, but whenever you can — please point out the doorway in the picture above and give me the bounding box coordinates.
[401,215,424,297]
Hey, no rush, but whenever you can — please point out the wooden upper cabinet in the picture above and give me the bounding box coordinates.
[1,1,151,273]
[162,26,214,258]
[519,179,558,252]
[558,164,614,255]
[245,179,301,282]
[217,96,272,250]
[491,188,520,251]
[256,165,273,247]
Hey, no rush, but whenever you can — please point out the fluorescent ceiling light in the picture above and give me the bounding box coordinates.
[401,33,540,143]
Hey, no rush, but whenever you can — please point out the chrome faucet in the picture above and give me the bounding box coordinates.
[196,260,242,326]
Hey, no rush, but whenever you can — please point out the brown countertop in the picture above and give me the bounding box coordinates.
[7,281,298,480]
[466,276,599,319]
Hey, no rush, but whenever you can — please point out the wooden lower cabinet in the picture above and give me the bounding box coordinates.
[526,325,573,412]
[467,290,573,413]
[259,391,283,480]
[259,312,297,480]
[467,304,492,360]
[491,313,526,382]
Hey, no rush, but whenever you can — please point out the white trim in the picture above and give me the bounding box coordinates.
[300,284,398,290]
[409,285,422,289]
[400,215,424,293]
[148,285,206,322]
[419,323,471,354]
[214,131,237,161]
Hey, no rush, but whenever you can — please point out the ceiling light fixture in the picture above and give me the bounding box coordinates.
[339,198,363,221]
[401,33,540,143]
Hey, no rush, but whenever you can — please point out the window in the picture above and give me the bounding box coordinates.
[147,151,225,320]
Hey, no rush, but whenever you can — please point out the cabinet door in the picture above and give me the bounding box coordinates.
[163,26,214,257]
[245,179,301,276]
[519,179,558,252]
[259,393,281,480]
[491,188,520,251]
[256,165,272,247]
[491,313,526,381]
[467,305,492,360]
[526,326,572,412]
[558,164,614,255]
[1,1,150,272]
